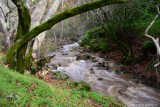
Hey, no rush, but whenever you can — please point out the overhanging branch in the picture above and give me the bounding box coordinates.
[6,0,127,68]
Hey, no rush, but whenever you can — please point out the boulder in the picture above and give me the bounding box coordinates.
[98,78,103,81]
[76,54,93,61]
[61,51,68,55]
[52,71,68,80]
[96,62,109,70]
[47,64,57,70]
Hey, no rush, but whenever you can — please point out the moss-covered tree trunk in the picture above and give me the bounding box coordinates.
[9,0,31,73]
[7,0,127,73]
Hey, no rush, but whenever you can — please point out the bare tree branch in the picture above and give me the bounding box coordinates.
[145,5,160,60]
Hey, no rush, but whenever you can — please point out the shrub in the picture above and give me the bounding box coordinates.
[80,26,108,51]
[142,40,156,58]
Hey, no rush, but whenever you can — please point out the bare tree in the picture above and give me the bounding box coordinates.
[145,4,160,85]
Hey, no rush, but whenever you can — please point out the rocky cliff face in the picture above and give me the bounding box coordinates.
[0,0,62,55]
[0,0,101,58]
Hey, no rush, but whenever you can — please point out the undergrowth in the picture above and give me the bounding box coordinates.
[0,65,124,107]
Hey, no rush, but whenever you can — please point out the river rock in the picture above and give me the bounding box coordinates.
[76,54,94,60]
[61,51,68,55]
[52,71,68,80]
[96,62,109,70]
[98,78,103,81]
[91,58,98,62]
[47,64,57,70]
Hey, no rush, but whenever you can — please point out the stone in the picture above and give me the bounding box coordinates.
[79,50,84,53]
[90,70,95,74]
[52,71,68,80]
[96,62,109,70]
[76,54,93,60]
[91,58,98,62]
[98,78,103,81]
[61,51,68,55]
[48,64,57,70]
[6,94,20,100]
[90,68,95,74]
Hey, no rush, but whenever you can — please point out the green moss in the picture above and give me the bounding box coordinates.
[69,81,91,91]
[52,71,68,80]
[78,82,91,91]
[68,81,79,88]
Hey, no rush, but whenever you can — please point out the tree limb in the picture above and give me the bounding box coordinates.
[144,4,160,67]
[145,5,160,56]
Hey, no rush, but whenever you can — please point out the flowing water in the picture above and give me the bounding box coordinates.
[48,42,160,107]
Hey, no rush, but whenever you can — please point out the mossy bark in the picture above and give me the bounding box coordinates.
[7,0,127,73]
[8,0,31,73]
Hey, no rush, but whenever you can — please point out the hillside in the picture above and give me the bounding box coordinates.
[0,65,123,107]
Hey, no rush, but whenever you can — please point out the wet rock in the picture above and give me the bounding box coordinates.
[105,63,109,70]
[90,71,95,75]
[61,51,68,55]
[115,69,127,74]
[96,62,109,70]
[98,78,103,81]
[52,71,68,80]
[90,68,94,71]
[76,54,92,60]
[83,55,92,60]
[79,50,84,53]
[90,57,98,62]
[76,54,81,60]
[47,64,57,70]
[90,68,95,74]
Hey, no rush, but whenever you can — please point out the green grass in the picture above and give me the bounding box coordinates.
[0,65,124,107]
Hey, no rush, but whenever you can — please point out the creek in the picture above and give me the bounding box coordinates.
[48,42,160,107]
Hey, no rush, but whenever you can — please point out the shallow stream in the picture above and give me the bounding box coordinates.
[48,42,160,107]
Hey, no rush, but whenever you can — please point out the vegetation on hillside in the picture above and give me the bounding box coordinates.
[80,0,160,87]
[0,65,123,107]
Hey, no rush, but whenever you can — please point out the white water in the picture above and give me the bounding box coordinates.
[48,42,160,107]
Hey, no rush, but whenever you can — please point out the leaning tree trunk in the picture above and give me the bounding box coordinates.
[7,0,127,73]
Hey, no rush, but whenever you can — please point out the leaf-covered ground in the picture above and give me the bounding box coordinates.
[0,65,124,107]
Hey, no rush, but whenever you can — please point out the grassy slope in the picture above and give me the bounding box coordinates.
[0,65,123,107]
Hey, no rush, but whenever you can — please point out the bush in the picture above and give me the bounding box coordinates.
[80,26,108,52]
[142,40,156,58]
[69,81,91,91]
[78,81,91,91]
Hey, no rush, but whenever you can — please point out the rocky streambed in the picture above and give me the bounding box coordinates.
[47,42,160,107]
